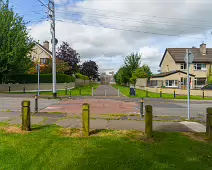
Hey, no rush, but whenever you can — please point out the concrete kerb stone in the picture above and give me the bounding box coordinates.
[180,121,206,132]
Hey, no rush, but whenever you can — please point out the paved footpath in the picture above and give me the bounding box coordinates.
[0,112,206,133]
[94,85,122,97]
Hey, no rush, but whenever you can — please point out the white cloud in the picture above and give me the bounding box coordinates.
[29,0,212,74]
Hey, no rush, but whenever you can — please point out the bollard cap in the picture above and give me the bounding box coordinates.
[207,107,212,115]
[22,100,30,107]
[145,105,152,113]
[35,95,38,99]
[83,103,90,110]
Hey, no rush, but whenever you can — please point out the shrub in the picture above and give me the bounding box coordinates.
[75,73,89,80]
[6,74,75,84]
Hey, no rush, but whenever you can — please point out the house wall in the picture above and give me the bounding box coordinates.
[161,51,180,72]
[161,51,210,79]
[30,45,51,63]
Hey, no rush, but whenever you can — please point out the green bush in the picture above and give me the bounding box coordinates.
[75,73,89,80]
[6,74,75,83]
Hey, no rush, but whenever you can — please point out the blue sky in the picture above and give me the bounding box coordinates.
[7,0,212,73]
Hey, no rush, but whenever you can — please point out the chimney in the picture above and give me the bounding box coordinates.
[43,41,49,50]
[200,42,206,55]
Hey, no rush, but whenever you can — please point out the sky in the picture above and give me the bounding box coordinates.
[9,0,212,74]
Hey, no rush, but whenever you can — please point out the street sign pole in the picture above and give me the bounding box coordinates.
[186,49,190,120]
[37,64,40,96]
[184,49,194,120]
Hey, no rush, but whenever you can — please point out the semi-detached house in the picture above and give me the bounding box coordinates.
[150,43,212,89]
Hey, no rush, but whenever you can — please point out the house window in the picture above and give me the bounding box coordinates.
[165,80,178,87]
[194,64,207,71]
[40,58,49,65]
[180,63,187,70]
[194,78,206,88]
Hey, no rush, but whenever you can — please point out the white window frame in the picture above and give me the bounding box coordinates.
[165,80,178,87]
[194,63,207,71]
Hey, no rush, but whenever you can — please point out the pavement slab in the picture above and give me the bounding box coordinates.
[8,116,44,125]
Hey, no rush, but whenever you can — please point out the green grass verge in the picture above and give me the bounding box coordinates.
[8,84,100,97]
[113,84,212,100]
[1,124,212,169]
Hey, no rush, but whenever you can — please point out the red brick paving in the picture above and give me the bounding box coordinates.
[41,99,139,115]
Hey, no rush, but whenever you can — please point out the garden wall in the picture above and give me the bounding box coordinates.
[137,86,212,97]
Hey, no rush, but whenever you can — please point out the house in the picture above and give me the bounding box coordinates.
[30,41,52,65]
[150,43,212,89]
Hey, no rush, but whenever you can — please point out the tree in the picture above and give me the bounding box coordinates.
[80,60,99,80]
[56,42,80,74]
[130,65,152,85]
[122,53,141,84]
[114,66,129,85]
[0,1,35,83]
[28,59,71,74]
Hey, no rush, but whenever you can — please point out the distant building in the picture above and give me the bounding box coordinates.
[100,72,114,84]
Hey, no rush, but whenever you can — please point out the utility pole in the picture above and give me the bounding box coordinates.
[48,0,57,98]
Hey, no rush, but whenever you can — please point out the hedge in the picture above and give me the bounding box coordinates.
[75,73,89,80]
[6,74,75,84]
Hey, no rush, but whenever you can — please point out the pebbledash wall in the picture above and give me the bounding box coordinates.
[135,78,212,97]
[0,79,90,92]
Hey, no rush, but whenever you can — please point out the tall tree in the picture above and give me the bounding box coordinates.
[123,53,141,83]
[0,0,35,83]
[80,60,99,79]
[56,42,80,74]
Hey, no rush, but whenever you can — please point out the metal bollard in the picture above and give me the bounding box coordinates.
[65,86,68,95]
[22,100,31,131]
[174,89,176,98]
[203,90,205,99]
[118,89,120,97]
[105,88,107,96]
[23,85,26,93]
[34,95,38,113]
[69,90,72,98]
[145,105,153,138]
[146,89,148,97]
[8,85,11,93]
[160,89,162,98]
[206,107,212,141]
[92,87,94,96]
[82,103,90,136]
[140,98,144,118]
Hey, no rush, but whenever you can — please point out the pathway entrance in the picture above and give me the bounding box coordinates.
[93,85,122,97]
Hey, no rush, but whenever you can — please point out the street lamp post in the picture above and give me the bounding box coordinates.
[184,49,194,120]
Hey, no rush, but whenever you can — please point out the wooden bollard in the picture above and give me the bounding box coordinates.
[82,103,90,136]
[145,105,153,138]
[22,100,31,131]
[206,107,212,141]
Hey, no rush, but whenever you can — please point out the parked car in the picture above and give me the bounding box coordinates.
[201,84,212,90]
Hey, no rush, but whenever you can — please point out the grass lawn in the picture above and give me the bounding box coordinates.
[8,84,100,97]
[113,84,212,100]
[1,124,212,170]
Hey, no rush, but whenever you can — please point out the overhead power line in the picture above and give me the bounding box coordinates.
[58,5,212,24]
[56,19,207,40]
[56,9,212,30]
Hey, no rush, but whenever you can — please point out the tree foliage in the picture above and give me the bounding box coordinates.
[0,1,35,82]
[80,60,99,79]
[56,42,80,75]
[115,53,152,85]
[28,59,71,74]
